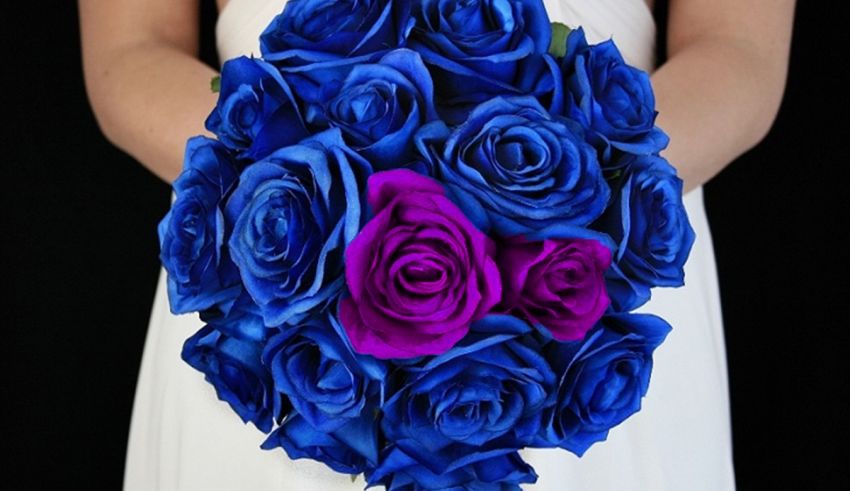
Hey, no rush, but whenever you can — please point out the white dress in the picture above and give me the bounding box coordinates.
[123,0,736,489]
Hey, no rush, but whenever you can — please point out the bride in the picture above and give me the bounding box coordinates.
[79,0,795,489]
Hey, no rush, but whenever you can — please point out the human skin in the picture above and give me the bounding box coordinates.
[649,0,795,192]
[79,0,796,192]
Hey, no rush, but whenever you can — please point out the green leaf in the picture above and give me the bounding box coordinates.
[210,75,221,93]
[350,474,360,483]
[548,22,572,58]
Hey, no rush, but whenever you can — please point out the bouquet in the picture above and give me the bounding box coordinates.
[158,0,695,488]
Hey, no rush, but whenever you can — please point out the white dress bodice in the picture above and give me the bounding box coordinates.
[215,0,657,72]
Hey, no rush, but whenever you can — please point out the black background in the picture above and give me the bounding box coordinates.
[4,1,848,489]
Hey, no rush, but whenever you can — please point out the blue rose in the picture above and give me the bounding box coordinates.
[380,314,555,475]
[181,315,280,433]
[409,0,553,122]
[559,28,669,163]
[260,0,414,61]
[536,312,671,456]
[225,129,371,327]
[259,0,414,95]
[596,155,696,311]
[262,314,386,432]
[158,137,241,314]
[416,96,609,236]
[368,447,537,490]
[205,56,308,162]
[306,49,438,169]
[262,412,379,474]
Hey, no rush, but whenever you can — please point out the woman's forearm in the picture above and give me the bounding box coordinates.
[80,0,217,185]
[84,41,218,184]
[651,36,788,193]
[651,0,795,193]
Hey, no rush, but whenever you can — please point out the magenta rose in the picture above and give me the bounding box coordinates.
[339,169,501,359]
[499,237,611,341]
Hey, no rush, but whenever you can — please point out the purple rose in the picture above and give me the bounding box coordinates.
[339,169,501,359]
[500,236,612,341]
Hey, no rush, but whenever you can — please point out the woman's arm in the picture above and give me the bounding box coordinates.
[79,0,219,184]
[651,0,796,192]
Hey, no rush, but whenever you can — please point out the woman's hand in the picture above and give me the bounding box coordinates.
[652,0,796,192]
[79,0,220,184]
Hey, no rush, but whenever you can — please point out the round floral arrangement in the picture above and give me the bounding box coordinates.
[159,0,694,489]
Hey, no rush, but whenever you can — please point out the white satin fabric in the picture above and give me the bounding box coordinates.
[124,1,736,489]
